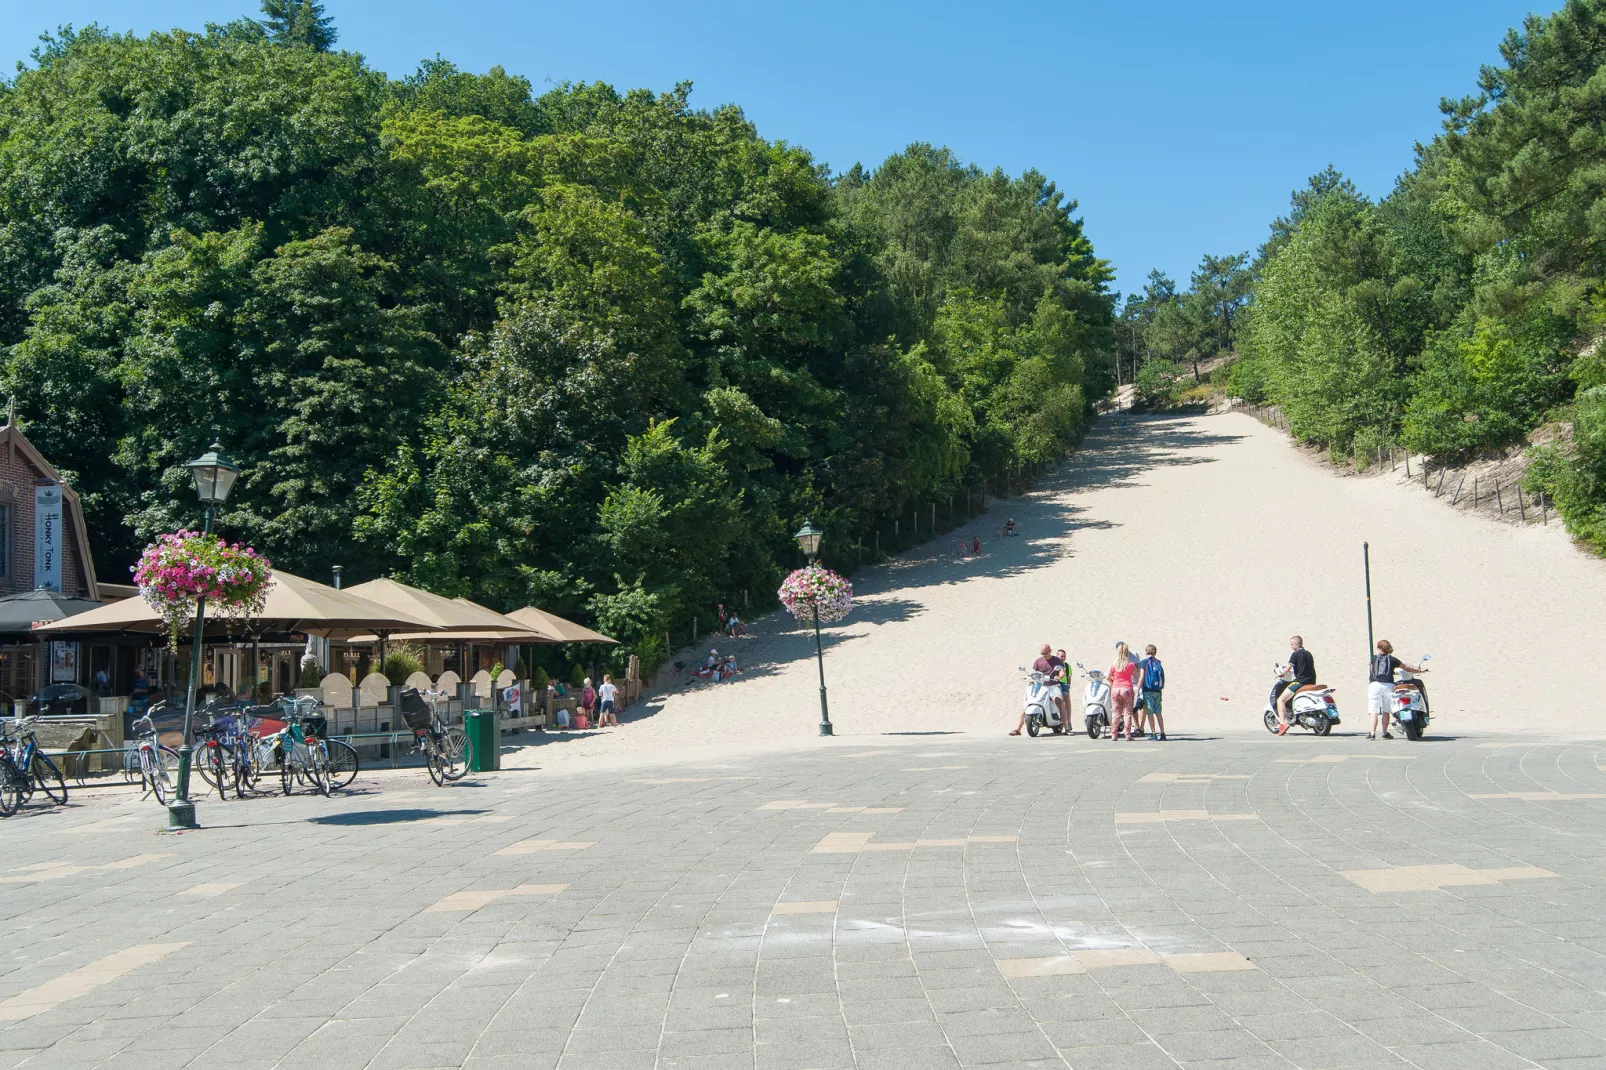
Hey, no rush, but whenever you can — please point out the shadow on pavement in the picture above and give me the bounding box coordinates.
[308,808,490,825]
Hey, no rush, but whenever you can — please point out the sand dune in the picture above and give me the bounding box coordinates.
[514,410,1606,769]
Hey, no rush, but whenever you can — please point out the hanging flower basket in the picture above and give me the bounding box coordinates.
[777,565,853,625]
[133,531,274,650]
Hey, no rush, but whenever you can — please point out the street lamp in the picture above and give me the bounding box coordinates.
[169,442,241,830]
[793,520,832,737]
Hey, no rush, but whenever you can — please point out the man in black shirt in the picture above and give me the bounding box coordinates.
[1274,635,1316,733]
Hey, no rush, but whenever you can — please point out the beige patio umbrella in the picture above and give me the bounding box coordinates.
[506,606,617,644]
[36,571,438,701]
[343,579,548,641]
[35,571,434,638]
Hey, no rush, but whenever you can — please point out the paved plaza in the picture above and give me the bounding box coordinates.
[3,731,1606,1069]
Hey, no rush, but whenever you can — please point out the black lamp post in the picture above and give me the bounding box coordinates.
[793,520,832,737]
[168,442,241,830]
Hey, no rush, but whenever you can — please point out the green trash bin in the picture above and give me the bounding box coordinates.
[463,708,501,772]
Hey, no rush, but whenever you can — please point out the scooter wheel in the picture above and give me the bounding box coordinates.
[1315,718,1332,736]
[1026,718,1041,738]
[1086,719,1100,739]
[1263,710,1280,734]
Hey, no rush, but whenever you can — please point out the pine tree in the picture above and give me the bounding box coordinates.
[260,0,337,51]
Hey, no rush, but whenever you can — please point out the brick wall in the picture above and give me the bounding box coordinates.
[0,441,91,600]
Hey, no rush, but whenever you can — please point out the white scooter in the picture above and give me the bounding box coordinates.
[1391,655,1431,741]
[1263,666,1340,735]
[1078,664,1111,738]
[1018,669,1064,736]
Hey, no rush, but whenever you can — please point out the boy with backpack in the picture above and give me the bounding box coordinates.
[1138,645,1166,740]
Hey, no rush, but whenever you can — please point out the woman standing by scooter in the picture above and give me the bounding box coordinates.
[1368,640,1427,740]
[1107,642,1139,741]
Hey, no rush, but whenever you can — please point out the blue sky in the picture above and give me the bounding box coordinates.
[2,0,1538,297]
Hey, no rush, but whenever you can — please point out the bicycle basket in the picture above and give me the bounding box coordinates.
[303,715,328,739]
[398,688,432,731]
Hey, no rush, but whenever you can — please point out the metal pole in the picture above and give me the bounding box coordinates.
[1363,542,1374,656]
[169,504,214,830]
[813,603,831,736]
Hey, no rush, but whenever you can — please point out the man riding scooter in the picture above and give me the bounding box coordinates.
[1274,635,1316,735]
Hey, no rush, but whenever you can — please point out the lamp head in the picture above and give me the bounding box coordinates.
[185,442,241,506]
[793,520,823,561]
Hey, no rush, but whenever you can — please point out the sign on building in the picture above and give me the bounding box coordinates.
[33,484,61,592]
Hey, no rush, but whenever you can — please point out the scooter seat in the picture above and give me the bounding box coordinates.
[1294,683,1328,694]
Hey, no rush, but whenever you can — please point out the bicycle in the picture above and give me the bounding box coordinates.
[267,697,357,796]
[193,702,243,800]
[127,711,181,804]
[1,716,68,807]
[400,687,468,786]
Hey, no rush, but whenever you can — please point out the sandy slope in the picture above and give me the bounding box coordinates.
[510,410,1606,770]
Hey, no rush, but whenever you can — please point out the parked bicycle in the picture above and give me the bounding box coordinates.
[400,687,468,786]
[126,711,180,804]
[259,696,358,796]
[0,716,68,810]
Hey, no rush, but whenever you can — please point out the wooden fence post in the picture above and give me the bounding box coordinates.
[1434,469,1445,497]
[1451,473,1465,506]
[1496,479,1504,517]
[1473,475,1478,507]
[1405,454,1411,478]
[1517,487,1527,523]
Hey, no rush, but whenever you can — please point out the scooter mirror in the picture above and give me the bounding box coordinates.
[1422,654,1432,661]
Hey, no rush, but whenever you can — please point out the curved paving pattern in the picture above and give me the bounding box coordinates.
[3,733,1606,1069]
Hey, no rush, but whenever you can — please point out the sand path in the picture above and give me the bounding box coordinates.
[512,410,1606,771]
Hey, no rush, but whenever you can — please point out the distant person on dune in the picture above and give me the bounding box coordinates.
[971,536,981,555]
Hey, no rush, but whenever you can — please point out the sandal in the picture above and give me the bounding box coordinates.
[1008,729,1021,736]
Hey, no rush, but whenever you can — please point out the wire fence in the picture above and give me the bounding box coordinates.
[1232,400,1554,528]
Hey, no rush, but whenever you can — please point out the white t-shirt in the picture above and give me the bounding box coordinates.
[598,683,618,705]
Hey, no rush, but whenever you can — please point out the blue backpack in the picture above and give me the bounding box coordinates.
[1141,657,1165,691]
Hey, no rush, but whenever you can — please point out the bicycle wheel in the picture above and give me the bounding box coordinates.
[280,746,299,796]
[437,727,468,781]
[235,743,259,793]
[324,739,358,790]
[308,744,330,797]
[195,745,219,790]
[147,746,179,804]
[30,753,67,805]
[423,739,445,786]
[0,762,21,816]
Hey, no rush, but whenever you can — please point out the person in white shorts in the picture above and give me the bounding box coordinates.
[1367,639,1427,740]
[597,674,620,727]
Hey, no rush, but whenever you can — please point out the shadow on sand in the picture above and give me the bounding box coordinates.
[521,411,1245,746]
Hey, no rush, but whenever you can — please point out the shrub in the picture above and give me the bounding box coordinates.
[1526,387,1606,552]
[381,644,424,686]
[1134,360,1183,408]
[298,661,323,688]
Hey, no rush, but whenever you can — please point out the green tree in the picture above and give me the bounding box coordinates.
[260,0,337,51]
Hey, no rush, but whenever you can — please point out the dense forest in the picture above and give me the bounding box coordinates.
[0,1,1115,669]
[1203,0,1606,553]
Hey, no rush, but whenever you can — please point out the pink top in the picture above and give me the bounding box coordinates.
[1108,660,1138,688]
